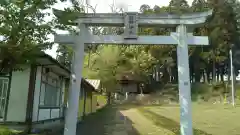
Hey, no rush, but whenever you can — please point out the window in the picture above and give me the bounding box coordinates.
[0,77,9,119]
[129,15,134,24]
[39,83,45,106]
[39,73,62,107]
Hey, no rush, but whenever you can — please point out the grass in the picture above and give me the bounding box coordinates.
[137,103,240,135]
[0,127,22,135]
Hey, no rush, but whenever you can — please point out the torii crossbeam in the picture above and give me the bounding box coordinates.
[54,10,212,135]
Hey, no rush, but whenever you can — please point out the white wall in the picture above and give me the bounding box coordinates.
[32,66,42,122]
[38,109,60,121]
[6,69,30,122]
[6,65,67,123]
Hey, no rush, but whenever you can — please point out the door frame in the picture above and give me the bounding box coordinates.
[0,74,12,122]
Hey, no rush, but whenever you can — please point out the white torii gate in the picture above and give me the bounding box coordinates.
[54,10,212,135]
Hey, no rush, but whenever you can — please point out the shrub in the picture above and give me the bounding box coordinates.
[0,127,16,135]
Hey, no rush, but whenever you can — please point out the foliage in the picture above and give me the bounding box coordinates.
[0,0,56,73]
[11,0,239,92]
[82,45,157,91]
[79,0,240,91]
[53,0,85,68]
[0,127,17,135]
[168,0,191,14]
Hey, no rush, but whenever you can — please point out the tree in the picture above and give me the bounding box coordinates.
[192,0,208,12]
[205,0,238,82]
[168,0,190,14]
[0,0,56,73]
[52,0,85,68]
[189,0,209,82]
[153,5,161,13]
[140,4,151,13]
[123,46,157,81]
[52,0,240,89]
[84,45,122,90]
[54,0,106,68]
[228,0,240,72]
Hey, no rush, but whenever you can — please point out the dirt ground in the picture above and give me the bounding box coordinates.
[57,102,240,135]
[75,105,141,135]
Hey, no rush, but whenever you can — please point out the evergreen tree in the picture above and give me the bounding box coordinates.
[206,0,238,82]
[168,0,190,14]
[192,0,208,12]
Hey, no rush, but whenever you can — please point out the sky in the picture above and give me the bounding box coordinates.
[45,0,193,58]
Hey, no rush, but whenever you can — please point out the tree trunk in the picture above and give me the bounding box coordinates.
[194,69,201,83]
[190,65,194,83]
[107,92,111,105]
[202,70,206,83]
[220,66,224,82]
[212,60,216,83]
[169,67,172,83]
[162,67,170,83]
[201,69,205,83]
[194,61,201,83]
[206,67,211,83]
[175,67,178,83]
[216,67,220,82]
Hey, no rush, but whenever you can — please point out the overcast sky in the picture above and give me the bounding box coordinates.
[45,0,194,58]
[88,0,193,12]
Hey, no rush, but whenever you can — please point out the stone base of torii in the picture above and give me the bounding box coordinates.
[54,10,212,135]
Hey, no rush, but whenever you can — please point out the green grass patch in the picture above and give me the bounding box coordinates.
[0,127,21,135]
[138,103,240,135]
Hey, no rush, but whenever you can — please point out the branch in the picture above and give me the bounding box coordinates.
[109,1,125,13]
[85,3,98,13]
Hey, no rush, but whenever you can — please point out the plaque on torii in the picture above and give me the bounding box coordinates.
[54,10,212,135]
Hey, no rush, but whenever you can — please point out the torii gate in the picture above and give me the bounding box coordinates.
[54,10,212,135]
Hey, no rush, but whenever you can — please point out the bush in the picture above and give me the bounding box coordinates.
[140,82,240,104]
[0,127,16,135]
[191,83,229,103]
[159,83,228,103]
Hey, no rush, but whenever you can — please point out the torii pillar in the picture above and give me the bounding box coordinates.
[60,24,89,135]
[54,10,212,135]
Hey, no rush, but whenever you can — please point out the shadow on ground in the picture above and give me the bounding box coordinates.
[76,105,140,135]
[138,108,212,135]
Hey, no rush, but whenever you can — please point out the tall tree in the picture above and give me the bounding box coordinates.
[53,0,85,68]
[190,0,209,82]
[206,0,238,82]
[140,4,151,13]
[192,0,208,12]
[168,0,190,14]
[228,0,240,72]
[0,0,56,73]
